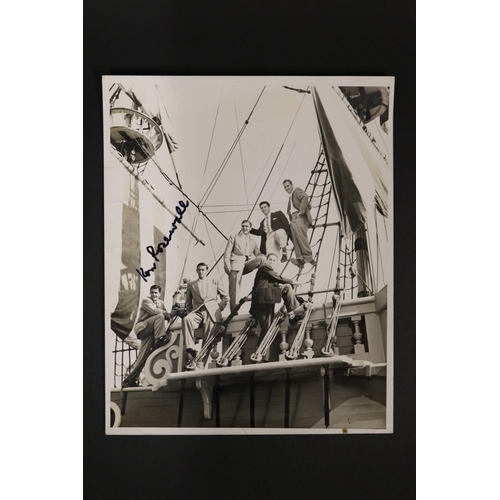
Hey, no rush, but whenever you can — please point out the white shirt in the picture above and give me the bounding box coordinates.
[242,234,250,255]
[265,215,271,233]
[198,278,208,298]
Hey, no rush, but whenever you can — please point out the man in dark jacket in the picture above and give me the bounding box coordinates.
[250,254,304,352]
[250,201,291,263]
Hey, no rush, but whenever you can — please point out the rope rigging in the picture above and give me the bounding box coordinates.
[199,86,266,207]
[204,144,279,275]
[155,93,183,189]
[178,87,225,288]
[233,86,250,212]
[246,90,310,219]
[205,90,309,277]
[111,147,205,246]
[115,85,229,257]
[125,85,372,297]
[267,142,297,201]
[280,149,332,283]
[203,215,223,280]
[110,84,389,380]
[122,116,226,243]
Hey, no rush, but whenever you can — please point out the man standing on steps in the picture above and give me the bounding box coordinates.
[224,220,266,313]
[250,201,292,263]
[122,284,171,388]
[283,179,316,268]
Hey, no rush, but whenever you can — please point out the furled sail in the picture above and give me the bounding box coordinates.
[312,86,389,237]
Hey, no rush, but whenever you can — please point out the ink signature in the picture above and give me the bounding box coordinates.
[136,200,189,282]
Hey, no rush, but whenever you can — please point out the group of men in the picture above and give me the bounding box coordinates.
[122,179,314,387]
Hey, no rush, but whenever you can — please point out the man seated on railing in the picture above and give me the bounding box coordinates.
[182,262,229,369]
[250,253,305,358]
[122,285,171,388]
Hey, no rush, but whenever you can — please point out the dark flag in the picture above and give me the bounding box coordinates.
[312,87,367,236]
[110,181,142,340]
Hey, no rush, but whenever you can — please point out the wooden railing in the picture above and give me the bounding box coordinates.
[124,291,387,390]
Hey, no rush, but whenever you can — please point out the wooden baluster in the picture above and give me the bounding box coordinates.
[332,332,339,355]
[352,315,365,354]
[302,324,314,359]
[231,348,243,367]
[208,341,221,369]
[279,323,289,361]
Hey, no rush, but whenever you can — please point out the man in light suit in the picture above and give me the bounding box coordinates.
[250,201,292,263]
[182,262,229,364]
[224,220,266,313]
[283,179,316,267]
[122,284,171,387]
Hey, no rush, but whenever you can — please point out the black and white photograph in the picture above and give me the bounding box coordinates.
[104,76,394,434]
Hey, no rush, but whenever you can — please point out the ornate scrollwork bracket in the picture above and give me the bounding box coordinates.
[144,329,181,386]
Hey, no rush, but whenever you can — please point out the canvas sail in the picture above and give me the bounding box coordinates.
[312,86,389,237]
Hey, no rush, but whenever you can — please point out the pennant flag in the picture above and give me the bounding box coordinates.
[165,132,179,154]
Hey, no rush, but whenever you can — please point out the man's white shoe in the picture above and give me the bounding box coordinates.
[123,334,141,349]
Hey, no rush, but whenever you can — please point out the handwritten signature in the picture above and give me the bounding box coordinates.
[136,200,189,282]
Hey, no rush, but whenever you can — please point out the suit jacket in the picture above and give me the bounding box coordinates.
[185,278,229,322]
[250,264,294,310]
[250,210,292,254]
[224,233,262,272]
[287,187,313,227]
[135,297,169,334]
